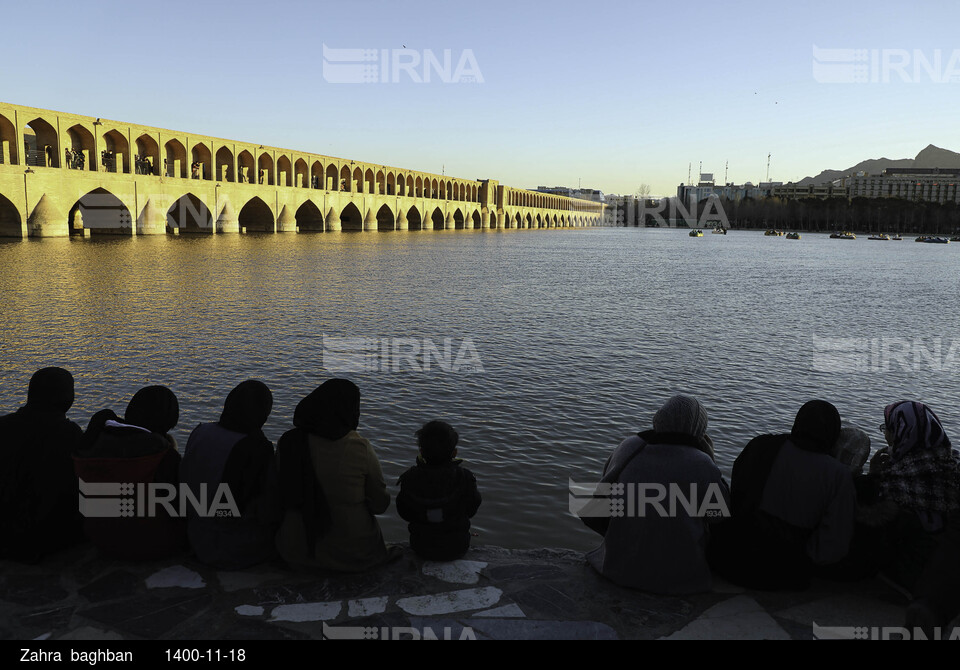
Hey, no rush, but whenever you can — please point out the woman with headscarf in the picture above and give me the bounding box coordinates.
[275,379,395,572]
[706,399,856,590]
[0,367,84,563]
[580,395,730,594]
[73,385,186,561]
[179,380,280,569]
[859,401,960,632]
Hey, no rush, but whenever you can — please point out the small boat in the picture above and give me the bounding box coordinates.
[711,226,727,235]
[764,229,783,236]
[689,229,703,237]
[921,236,949,244]
[868,233,890,241]
[950,236,960,242]
[830,231,856,240]
[891,234,903,241]
[785,232,801,240]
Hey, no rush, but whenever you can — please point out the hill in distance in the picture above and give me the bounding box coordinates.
[797,145,960,186]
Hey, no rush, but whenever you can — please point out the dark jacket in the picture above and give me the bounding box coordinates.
[0,406,84,562]
[397,460,481,561]
[180,422,280,569]
[73,421,186,561]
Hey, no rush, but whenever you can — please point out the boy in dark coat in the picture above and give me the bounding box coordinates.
[397,421,481,561]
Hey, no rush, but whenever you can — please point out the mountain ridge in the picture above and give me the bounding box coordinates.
[797,145,960,185]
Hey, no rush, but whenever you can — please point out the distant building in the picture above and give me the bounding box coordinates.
[536,186,605,202]
[677,173,783,204]
[772,182,848,199]
[848,167,960,204]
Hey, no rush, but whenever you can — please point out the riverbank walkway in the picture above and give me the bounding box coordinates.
[2,542,937,640]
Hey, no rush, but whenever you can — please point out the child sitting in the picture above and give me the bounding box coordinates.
[397,421,482,561]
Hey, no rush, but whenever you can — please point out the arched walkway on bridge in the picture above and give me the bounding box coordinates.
[66,125,96,171]
[25,118,59,167]
[0,113,19,164]
[340,202,362,232]
[0,193,22,237]
[376,204,395,231]
[165,139,187,178]
[296,201,324,232]
[167,194,213,233]
[257,154,274,186]
[136,135,159,175]
[238,197,274,232]
[295,159,308,189]
[277,155,292,187]
[216,147,234,182]
[103,129,130,174]
[238,150,255,184]
[69,189,133,233]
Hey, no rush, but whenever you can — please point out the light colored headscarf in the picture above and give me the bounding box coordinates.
[652,395,713,459]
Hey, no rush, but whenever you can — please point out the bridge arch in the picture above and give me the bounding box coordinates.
[363,168,374,194]
[134,134,159,175]
[340,202,362,231]
[24,118,59,167]
[453,207,464,230]
[237,150,255,184]
[406,205,422,231]
[296,200,324,231]
[387,172,396,195]
[277,155,292,187]
[65,124,96,171]
[326,163,339,190]
[102,129,130,173]
[376,170,386,195]
[0,112,19,164]
[430,207,444,230]
[238,196,274,232]
[167,193,213,233]
[376,204,395,231]
[257,153,274,185]
[164,139,187,178]
[471,210,481,229]
[490,210,498,228]
[339,165,351,191]
[353,167,363,193]
[406,175,414,196]
[216,146,234,182]
[69,188,133,234]
[415,177,423,198]
[292,159,307,189]
[0,193,22,237]
[310,161,323,189]
[191,142,212,180]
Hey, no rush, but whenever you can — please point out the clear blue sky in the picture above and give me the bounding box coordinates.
[3,0,959,196]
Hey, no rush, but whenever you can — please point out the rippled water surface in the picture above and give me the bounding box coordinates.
[2,228,960,551]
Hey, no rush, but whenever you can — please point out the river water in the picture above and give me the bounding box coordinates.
[2,228,959,552]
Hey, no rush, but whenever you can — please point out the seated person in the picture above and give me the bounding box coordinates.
[397,421,482,561]
[74,385,185,561]
[275,379,396,572]
[0,367,84,563]
[582,395,730,594]
[707,400,856,590]
[180,380,280,570]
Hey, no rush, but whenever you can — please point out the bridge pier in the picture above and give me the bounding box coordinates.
[27,194,69,237]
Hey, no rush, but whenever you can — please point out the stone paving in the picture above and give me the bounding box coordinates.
[0,542,938,640]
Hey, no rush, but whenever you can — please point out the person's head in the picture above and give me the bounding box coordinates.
[882,400,950,461]
[124,385,179,434]
[832,426,871,474]
[293,379,361,441]
[790,400,841,454]
[416,420,460,465]
[26,367,75,413]
[652,395,708,438]
[219,380,273,435]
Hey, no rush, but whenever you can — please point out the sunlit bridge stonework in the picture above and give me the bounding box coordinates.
[0,103,604,238]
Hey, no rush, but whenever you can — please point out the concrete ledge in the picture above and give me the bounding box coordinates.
[0,543,925,640]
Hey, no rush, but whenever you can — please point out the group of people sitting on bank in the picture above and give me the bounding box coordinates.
[581,394,960,633]
[0,368,481,574]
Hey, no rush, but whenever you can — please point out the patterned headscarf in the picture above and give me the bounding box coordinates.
[877,401,960,514]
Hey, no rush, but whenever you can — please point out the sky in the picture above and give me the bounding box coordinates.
[3,0,960,197]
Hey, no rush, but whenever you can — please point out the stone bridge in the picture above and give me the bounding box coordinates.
[0,103,604,238]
